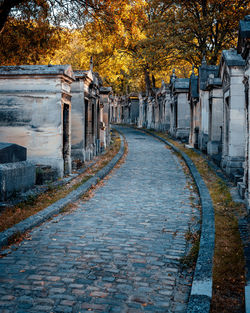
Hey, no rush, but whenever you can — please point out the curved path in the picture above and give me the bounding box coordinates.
[0,127,199,313]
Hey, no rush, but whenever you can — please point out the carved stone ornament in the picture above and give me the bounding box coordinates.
[223,70,230,88]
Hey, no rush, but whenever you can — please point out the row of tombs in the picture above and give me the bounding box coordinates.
[110,15,250,209]
[0,63,113,201]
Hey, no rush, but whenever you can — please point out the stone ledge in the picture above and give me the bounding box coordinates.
[0,133,125,250]
[142,129,215,313]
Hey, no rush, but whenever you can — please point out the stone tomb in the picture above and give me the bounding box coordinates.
[0,143,35,201]
[197,59,219,152]
[100,87,112,150]
[137,93,146,128]
[0,65,75,179]
[188,71,199,148]
[237,15,250,205]
[146,96,154,129]
[157,81,171,132]
[206,74,223,162]
[169,70,190,140]
[128,94,140,125]
[71,70,87,162]
[85,70,102,160]
[110,95,121,124]
[219,49,246,178]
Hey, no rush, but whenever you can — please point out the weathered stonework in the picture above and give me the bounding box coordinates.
[100,86,112,150]
[146,96,154,129]
[155,81,170,131]
[237,16,250,211]
[188,72,199,148]
[169,71,190,140]
[71,71,86,162]
[0,65,75,178]
[219,49,246,178]
[128,94,140,125]
[206,75,223,162]
[198,59,219,152]
[76,70,102,161]
[137,93,147,128]
[0,161,36,201]
[0,143,35,201]
[110,95,121,124]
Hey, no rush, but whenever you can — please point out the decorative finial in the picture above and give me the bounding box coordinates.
[90,56,93,71]
[191,65,195,77]
[202,55,207,65]
[170,68,176,84]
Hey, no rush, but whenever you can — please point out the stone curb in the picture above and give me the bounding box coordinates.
[142,130,215,313]
[0,133,125,250]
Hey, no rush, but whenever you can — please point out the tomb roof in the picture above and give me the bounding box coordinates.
[237,15,250,58]
[100,86,112,94]
[239,15,250,39]
[199,63,219,90]
[0,65,75,80]
[174,78,189,91]
[221,49,245,67]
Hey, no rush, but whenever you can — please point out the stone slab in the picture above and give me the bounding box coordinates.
[0,161,35,201]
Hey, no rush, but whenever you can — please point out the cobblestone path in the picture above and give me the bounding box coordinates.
[0,127,199,313]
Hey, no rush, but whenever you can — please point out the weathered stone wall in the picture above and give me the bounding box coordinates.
[0,70,73,178]
[130,98,139,124]
[175,92,190,140]
[207,86,223,157]
[220,52,245,178]
[71,76,86,161]
[199,90,209,151]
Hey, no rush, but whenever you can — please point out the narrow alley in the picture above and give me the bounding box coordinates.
[0,127,199,313]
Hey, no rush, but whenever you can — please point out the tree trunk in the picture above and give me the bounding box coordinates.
[144,65,151,96]
[0,0,26,33]
[201,0,207,17]
[152,74,156,89]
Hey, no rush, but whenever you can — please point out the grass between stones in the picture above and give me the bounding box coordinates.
[151,130,246,313]
[0,130,122,234]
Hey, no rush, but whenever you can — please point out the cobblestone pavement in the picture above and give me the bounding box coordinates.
[0,127,200,313]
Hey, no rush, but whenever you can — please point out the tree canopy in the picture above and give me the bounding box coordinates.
[0,0,249,92]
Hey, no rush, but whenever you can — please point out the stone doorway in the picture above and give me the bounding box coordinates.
[85,99,89,149]
[244,78,249,192]
[92,102,95,145]
[225,97,230,156]
[63,103,70,175]
[175,102,178,131]
[209,100,212,142]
